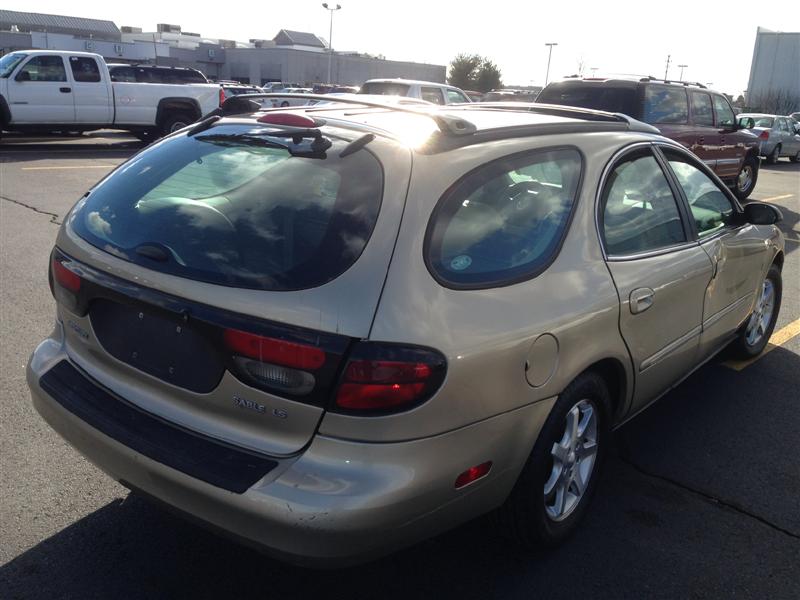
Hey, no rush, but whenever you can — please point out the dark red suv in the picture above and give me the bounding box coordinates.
[536,78,761,199]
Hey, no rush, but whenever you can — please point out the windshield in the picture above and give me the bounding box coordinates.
[0,53,27,78]
[360,82,411,96]
[70,124,384,291]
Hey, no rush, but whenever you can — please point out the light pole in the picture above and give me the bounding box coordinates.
[544,42,558,86]
[322,3,341,84]
[678,64,688,81]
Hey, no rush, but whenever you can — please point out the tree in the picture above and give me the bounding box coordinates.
[447,54,503,92]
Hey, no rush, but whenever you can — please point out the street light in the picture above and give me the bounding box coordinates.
[322,3,342,84]
[544,42,558,86]
[678,64,688,81]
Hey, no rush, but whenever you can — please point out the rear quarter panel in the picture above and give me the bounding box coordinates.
[112,83,220,126]
[319,132,651,443]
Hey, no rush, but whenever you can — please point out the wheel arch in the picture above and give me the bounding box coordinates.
[578,357,629,424]
[155,97,201,127]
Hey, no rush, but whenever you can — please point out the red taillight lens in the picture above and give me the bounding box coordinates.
[52,257,81,292]
[224,328,326,370]
[454,461,493,489]
[219,87,226,106]
[334,344,446,414]
[257,112,317,127]
[760,130,770,140]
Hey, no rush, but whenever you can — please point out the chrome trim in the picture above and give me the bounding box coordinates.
[640,325,701,372]
[606,240,701,262]
[702,294,752,331]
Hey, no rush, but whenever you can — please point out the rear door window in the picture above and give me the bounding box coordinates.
[643,86,688,124]
[69,57,101,83]
[70,125,385,291]
[420,87,445,104]
[690,92,713,126]
[601,149,687,255]
[426,148,582,288]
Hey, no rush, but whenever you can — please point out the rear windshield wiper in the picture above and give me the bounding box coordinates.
[197,130,332,158]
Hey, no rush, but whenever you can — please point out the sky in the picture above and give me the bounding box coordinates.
[8,1,800,95]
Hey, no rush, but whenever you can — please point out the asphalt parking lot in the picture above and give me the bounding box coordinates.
[1,133,798,600]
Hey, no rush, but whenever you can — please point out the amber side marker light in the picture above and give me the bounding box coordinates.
[454,461,493,489]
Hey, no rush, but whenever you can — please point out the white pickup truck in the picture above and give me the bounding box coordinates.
[0,50,221,140]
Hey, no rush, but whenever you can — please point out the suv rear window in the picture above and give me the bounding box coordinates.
[426,148,582,289]
[70,125,384,291]
[536,84,638,116]
[359,82,411,96]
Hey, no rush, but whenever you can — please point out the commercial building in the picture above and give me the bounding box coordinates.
[0,10,444,86]
[745,27,800,113]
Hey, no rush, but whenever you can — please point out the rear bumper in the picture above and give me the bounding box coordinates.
[27,325,554,566]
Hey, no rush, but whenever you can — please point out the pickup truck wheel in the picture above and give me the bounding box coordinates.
[494,372,610,549]
[733,155,758,200]
[160,113,194,136]
[766,145,781,165]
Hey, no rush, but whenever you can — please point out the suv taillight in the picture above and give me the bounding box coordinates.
[334,342,446,414]
[759,130,770,140]
[50,251,83,312]
[219,87,226,106]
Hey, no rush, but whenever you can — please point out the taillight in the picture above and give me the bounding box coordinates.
[50,251,83,313]
[224,328,326,396]
[760,130,769,140]
[257,113,317,127]
[52,256,81,292]
[219,87,225,106]
[334,343,446,414]
[455,462,493,489]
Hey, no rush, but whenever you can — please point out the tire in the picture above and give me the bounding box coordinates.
[790,151,800,164]
[280,101,290,107]
[733,154,759,200]
[766,144,781,165]
[160,112,194,137]
[495,371,611,549]
[729,264,782,359]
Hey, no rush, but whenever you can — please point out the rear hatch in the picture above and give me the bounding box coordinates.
[53,119,412,456]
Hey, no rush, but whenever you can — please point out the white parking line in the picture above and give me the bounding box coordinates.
[758,194,794,202]
[723,319,800,371]
[20,165,117,171]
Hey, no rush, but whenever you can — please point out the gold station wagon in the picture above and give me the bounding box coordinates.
[28,97,784,566]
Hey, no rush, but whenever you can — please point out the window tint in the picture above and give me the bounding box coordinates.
[359,82,410,96]
[664,150,734,237]
[69,57,101,83]
[426,148,582,288]
[109,66,136,82]
[70,125,384,291]
[421,87,445,104]
[446,89,468,103]
[690,92,713,126]
[19,55,66,82]
[536,84,638,116]
[643,86,688,124]
[602,151,686,255]
[712,95,735,127]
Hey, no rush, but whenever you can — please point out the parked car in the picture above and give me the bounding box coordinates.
[107,64,208,84]
[29,99,784,567]
[0,50,220,140]
[359,78,472,104]
[482,89,538,102]
[536,78,761,199]
[305,92,431,107]
[219,81,263,101]
[789,112,800,123]
[737,113,800,164]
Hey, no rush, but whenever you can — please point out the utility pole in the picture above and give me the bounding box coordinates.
[678,64,688,81]
[322,3,342,84]
[664,54,671,80]
[544,42,558,86]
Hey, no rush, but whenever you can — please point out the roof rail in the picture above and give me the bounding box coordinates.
[460,102,660,134]
[639,76,707,89]
[216,93,478,136]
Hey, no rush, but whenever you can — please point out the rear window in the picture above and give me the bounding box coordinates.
[360,82,411,96]
[70,125,384,291]
[426,148,582,289]
[536,84,638,116]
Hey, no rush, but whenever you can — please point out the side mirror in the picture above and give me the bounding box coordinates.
[744,202,782,225]
[15,70,30,82]
[740,117,755,129]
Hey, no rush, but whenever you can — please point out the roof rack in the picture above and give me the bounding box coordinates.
[215,93,478,136]
[462,102,660,134]
[639,76,707,89]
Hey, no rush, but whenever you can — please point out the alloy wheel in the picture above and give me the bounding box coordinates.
[737,165,753,193]
[544,399,598,522]
[745,279,775,347]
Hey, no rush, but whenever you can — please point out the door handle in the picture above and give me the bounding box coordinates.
[59,87,71,93]
[630,288,655,314]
